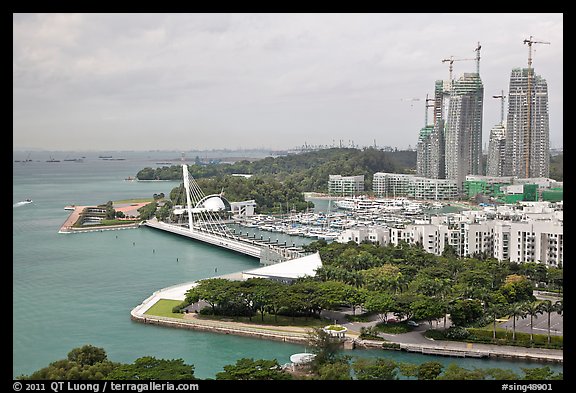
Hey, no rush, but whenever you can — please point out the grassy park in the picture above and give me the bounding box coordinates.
[144,299,185,319]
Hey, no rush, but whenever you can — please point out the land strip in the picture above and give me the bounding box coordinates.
[131,280,563,363]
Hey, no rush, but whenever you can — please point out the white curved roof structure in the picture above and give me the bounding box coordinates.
[190,194,231,213]
[241,252,322,282]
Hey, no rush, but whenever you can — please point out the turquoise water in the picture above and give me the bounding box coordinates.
[13,151,562,379]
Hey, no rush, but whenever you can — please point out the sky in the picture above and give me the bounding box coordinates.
[13,13,563,152]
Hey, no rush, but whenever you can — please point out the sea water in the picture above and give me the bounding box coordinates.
[12,151,563,379]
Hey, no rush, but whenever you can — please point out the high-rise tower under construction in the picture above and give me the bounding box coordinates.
[503,68,550,178]
[444,72,484,188]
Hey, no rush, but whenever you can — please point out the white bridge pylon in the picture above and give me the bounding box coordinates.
[145,164,307,265]
[182,163,235,238]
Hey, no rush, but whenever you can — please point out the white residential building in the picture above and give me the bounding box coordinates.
[337,227,389,245]
[328,175,364,196]
[373,172,458,200]
[336,203,562,266]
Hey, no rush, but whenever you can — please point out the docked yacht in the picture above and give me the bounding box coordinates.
[334,197,374,211]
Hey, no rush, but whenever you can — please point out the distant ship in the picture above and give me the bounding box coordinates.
[46,156,60,162]
[98,155,113,159]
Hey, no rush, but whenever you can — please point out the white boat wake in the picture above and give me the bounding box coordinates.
[13,200,33,208]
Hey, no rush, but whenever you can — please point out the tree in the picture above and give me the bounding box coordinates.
[442,244,458,259]
[417,361,444,380]
[392,292,422,321]
[137,201,158,220]
[499,274,535,304]
[486,302,508,340]
[458,269,493,299]
[317,362,352,380]
[364,291,395,323]
[361,265,401,292]
[352,358,399,380]
[183,278,237,315]
[17,345,118,380]
[345,286,367,315]
[411,297,446,328]
[540,300,562,344]
[289,281,326,318]
[412,275,452,298]
[508,302,527,341]
[449,299,484,327]
[437,364,486,380]
[317,280,350,311]
[215,358,291,380]
[107,357,195,380]
[67,345,108,367]
[522,366,563,380]
[484,368,519,380]
[307,328,344,370]
[522,301,544,343]
[263,282,287,322]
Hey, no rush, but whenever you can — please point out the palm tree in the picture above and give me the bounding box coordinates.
[539,300,563,345]
[487,303,506,340]
[522,301,544,343]
[555,300,563,315]
[508,303,527,341]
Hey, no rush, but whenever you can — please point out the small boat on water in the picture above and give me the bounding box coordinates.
[13,199,33,207]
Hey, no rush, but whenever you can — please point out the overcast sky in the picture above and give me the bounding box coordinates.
[13,13,563,152]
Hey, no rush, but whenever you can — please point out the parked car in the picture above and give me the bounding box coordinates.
[387,318,398,323]
[407,320,419,327]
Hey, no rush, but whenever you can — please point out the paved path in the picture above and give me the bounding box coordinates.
[322,308,562,362]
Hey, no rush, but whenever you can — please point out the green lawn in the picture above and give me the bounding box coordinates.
[144,299,185,319]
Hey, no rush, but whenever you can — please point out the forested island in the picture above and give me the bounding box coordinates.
[136,147,416,214]
[136,147,416,191]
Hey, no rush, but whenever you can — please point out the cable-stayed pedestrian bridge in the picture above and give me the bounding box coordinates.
[143,164,307,265]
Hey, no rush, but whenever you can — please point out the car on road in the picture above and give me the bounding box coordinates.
[407,320,419,327]
[387,318,398,323]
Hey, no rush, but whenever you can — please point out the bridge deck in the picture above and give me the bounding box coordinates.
[143,219,306,263]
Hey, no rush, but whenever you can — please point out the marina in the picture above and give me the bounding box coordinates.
[230,196,454,243]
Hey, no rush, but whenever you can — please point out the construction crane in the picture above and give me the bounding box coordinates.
[473,42,481,74]
[441,55,476,82]
[524,36,550,69]
[492,90,506,125]
[424,93,435,126]
[523,36,550,177]
[398,97,420,108]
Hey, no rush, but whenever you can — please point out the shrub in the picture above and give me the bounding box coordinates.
[359,326,383,340]
[381,342,401,350]
[444,326,470,340]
